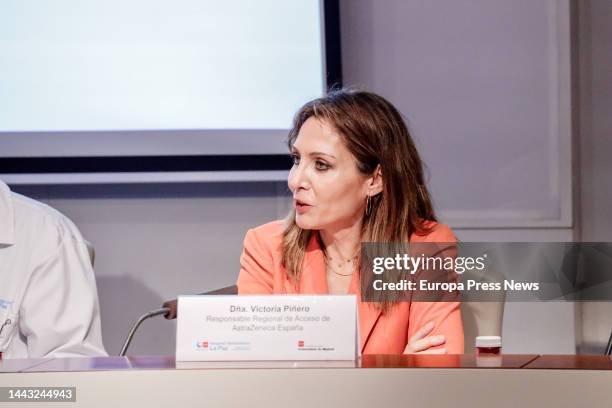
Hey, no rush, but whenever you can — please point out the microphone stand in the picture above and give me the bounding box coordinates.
[120,308,170,356]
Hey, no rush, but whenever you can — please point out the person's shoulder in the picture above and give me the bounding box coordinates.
[12,192,83,243]
[410,220,456,243]
[250,219,285,236]
[244,220,285,250]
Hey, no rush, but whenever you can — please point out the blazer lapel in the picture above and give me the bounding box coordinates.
[348,273,382,352]
[300,232,382,352]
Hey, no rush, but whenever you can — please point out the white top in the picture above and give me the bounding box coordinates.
[0,179,107,358]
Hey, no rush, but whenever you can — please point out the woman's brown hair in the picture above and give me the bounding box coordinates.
[281,89,437,310]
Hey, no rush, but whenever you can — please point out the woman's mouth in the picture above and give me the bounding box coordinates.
[294,200,312,214]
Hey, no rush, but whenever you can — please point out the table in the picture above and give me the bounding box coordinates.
[1,355,611,407]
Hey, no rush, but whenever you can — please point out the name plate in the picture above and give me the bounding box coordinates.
[176,295,359,361]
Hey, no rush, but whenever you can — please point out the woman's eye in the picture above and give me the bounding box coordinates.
[291,154,300,165]
[315,160,329,171]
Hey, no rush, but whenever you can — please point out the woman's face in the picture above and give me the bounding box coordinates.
[288,117,371,232]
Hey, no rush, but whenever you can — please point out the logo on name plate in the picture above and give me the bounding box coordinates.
[297,340,334,352]
[196,340,209,349]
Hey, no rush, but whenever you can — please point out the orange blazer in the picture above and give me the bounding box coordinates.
[237,220,464,354]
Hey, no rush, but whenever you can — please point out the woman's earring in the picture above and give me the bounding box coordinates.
[365,195,372,216]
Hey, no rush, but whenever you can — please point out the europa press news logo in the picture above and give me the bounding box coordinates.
[298,340,304,348]
[196,340,209,349]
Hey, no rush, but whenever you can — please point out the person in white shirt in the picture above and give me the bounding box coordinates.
[0,179,107,358]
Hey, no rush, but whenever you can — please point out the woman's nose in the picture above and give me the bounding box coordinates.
[288,163,309,192]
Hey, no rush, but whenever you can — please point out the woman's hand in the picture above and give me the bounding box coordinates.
[403,321,447,354]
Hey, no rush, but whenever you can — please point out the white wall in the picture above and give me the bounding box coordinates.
[339,0,578,353]
[576,0,612,354]
[14,183,291,356]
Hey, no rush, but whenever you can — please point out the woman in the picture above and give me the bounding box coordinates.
[237,89,464,354]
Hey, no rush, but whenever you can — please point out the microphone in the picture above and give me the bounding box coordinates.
[120,285,238,355]
[162,285,238,320]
